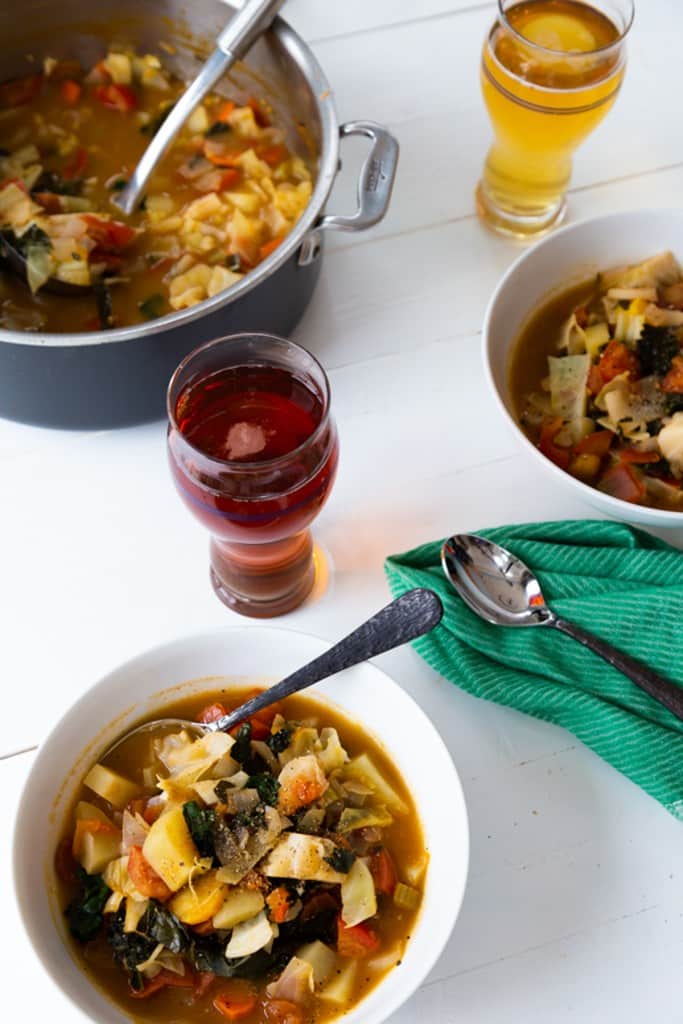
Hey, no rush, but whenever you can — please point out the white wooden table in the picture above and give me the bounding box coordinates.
[3,2,683,1020]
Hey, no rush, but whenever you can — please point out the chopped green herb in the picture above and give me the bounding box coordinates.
[182,800,217,859]
[206,121,232,136]
[248,773,280,806]
[232,802,267,831]
[324,847,356,874]
[637,324,680,377]
[225,253,243,273]
[231,722,252,765]
[66,867,111,942]
[267,727,292,755]
[33,171,83,196]
[138,292,165,320]
[140,103,175,136]
[109,178,127,192]
[93,279,114,329]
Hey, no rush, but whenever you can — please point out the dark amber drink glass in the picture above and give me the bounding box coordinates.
[167,334,339,618]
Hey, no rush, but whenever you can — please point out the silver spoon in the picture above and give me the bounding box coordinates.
[102,588,443,759]
[114,0,286,216]
[441,532,683,723]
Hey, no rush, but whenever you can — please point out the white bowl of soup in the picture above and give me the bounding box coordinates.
[484,207,683,526]
[13,627,468,1024]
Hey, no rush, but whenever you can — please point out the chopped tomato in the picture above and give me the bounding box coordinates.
[215,100,236,122]
[193,918,216,936]
[129,968,195,999]
[247,98,270,127]
[258,144,288,168]
[574,431,614,458]
[86,61,112,86]
[538,416,571,471]
[198,702,227,724]
[213,982,258,1021]
[598,463,646,503]
[63,146,88,180]
[55,837,77,884]
[266,886,293,924]
[619,447,661,464]
[142,802,162,825]
[60,79,82,105]
[83,215,137,252]
[598,340,640,384]
[219,168,241,190]
[0,178,29,194]
[369,848,398,896]
[259,237,283,261]
[126,797,148,817]
[93,83,138,112]
[587,363,603,395]
[337,916,380,958]
[263,1000,304,1024]
[0,73,43,108]
[72,818,118,858]
[301,889,339,923]
[194,972,216,998]
[661,355,683,393]
[127,845,173,901]
[229,689,282,740]
[34,191,63,214]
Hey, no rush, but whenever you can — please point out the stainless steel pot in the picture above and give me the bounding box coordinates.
[0,0,399,428]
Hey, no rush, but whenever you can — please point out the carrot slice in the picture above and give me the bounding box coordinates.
[369,848,398,896]
[213,982,258,1020]
[574,431,614,457]
[266,886,292,924]
[198,702,227,724]
[337,916,380,958]
[661,355,683,393]
[598,463,646,503]
[598,340,640,384]
[127,845,173,902]
[72,818,118,858]
[215,100,236,122]
[619,448,661,464]
[259,237,283,261]
[129,968,195,999]
[538,416,571,471]
[60,79,82,105]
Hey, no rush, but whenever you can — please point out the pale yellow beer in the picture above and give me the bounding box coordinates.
[477,0,633,237]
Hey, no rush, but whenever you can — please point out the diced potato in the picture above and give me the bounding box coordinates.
[212,887,265,930]
[319,961,357,1004]
[78,828,121,875]
[187,104,209,134]
[103,53,132,85]
[584,322,610,359]
[75,801,114,825]
[207,265,242,298]
[393,882,421,912]
[225,910,277,958]
[344,754,408,815]
[169,870,229,924]
[83,763,140,810]
[296,941,338,988]
[142,805,199,892]
[225,191,262,215]
[341,858,376,927]
[261,833,345,884]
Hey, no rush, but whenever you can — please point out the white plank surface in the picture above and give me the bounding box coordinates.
[3,1,683,1022]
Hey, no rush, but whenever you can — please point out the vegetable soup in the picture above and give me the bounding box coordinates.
[511,251,683,510]
[0,48,314,332]
[55,689,427,1024]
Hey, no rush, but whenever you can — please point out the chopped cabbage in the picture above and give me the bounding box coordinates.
[225,910,277,958]
[261,833,346,884]
[341,858,377,927]
[548,354,590,421]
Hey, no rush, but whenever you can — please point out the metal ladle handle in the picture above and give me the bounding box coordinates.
[551,615,683,723]
[205,588,443,734]
[114,0,286,216]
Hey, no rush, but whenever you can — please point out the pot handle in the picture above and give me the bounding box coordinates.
[298,121,399,265]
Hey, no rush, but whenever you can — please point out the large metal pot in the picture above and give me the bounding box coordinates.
[0,0,398,429]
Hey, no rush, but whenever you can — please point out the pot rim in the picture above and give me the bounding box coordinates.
[0,13,340,350]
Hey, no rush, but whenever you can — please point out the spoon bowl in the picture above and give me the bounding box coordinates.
[441,533,552,627]
[0,233,92,296]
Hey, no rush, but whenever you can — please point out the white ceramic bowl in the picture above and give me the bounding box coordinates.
[484,207,683,528]
[13,627,469,1024]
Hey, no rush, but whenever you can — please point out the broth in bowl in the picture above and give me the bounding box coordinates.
[55,688,427,1024]
[511,250,683,511]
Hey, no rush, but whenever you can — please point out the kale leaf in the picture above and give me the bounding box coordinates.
[183,800,217,860]
[94,279,114,330]
[324,847,356,873]
[140,900,190,954]
[107,909,157,972]
[637,324,681,377]
[66,867,111,942]
[231,722,252,764]
[189,934,287,979]
[33,170,83,196]
[247,773,280,806]
[205,121,231,136]
[666,393,683,415]
[267,727,292,755]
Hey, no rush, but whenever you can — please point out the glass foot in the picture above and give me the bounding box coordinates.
[209,532,316,618]
[475,180,567,239]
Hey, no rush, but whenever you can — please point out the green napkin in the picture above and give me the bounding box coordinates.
[385,520,683,820]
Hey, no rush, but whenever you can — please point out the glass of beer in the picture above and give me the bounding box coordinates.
[477,0,634,238]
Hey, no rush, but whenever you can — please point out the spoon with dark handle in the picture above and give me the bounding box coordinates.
[102,588,443,759]
[113,0,286,216]
[442,533,683,723]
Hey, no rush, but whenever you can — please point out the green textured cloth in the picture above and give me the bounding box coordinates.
[385,520,683,820]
